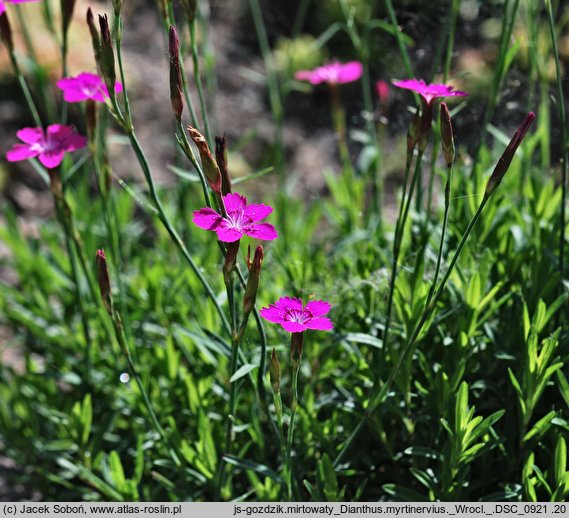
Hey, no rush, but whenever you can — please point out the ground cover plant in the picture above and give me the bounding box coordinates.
[0,0,567,502]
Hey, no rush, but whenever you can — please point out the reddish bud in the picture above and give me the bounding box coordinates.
[243,245,263,317]
[440,102,455,168]
[168,25,183,121]
[375,80,389,103]
[86,8,101,65]
[0,12,13,52]
[290,332,304,369]
[98,14,116,97]
[61,0,76,38]
[188,126,222,194]
[96,249,113,314]
[215,135,232,195]
[484,112,535,199]
[269,348,281,393]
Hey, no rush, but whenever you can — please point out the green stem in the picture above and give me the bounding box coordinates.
[189,19,212,146]
[382,150,423,358]
[8,51,42,128]
[426,161,453,307]
[286,363,300,501]
[545,0,567,282]
[335,196,489,468]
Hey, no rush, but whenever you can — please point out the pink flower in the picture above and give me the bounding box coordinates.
[6,125,87,168]
[57,72,123,103]
[0,0,39,15]
[295,61,363,85]
[192,192,278,243]
[392,79,468,104]
[260,297,334,333]
[375,80,390,103]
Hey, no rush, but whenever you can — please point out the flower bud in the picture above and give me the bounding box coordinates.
[440,102,454,168]
[187,126,222,194]
[0,12,13,52]
[223,241,240,285]
[243,245,263,317]
[96,249,113,315]
[407,110,421,154]
[215,135,232,195]
[98,14,116,98]
[61,0,76,39]
[169,25,183,121]
[180,0,197,22]
[112,0,123,15]
[86,8,101,67]
[269,348,281,393]
[290,332,304,368]
[484,112,535,200]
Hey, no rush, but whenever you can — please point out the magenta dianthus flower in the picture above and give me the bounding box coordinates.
[57,72,123,103]
[6,125,87,168]
[392,79,468,104]
[0,0,39,15]
[193,192,277,243]
[295,61,363,85]
[260,297,333,333]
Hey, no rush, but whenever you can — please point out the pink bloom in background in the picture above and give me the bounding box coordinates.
[6,125,87,168]
[392,79,468,104]
[375,80,390,103]
[260,297,334,333]
[193,192,278,243]
[0,0,39,15]
[295,61,363,85]
[57,72,123,103]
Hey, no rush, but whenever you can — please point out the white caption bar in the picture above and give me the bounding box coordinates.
[0,502,567,518]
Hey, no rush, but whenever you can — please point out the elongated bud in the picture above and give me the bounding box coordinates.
[440,102,455,168]
[417,101,433,152]
[168,25,183,121]
[215,135,232,195]
[61,0,76,39]
[290,332,304,368]
[484,112,535,200]
[180,0,197,22]
[269,348,281,393]
[407,110,421,154]
[243,245,263,317]
[96,249,113,314]
[223,241,240,284]
[98,14,116,98]
[112,0,123,15]
[188,126,222,194]
[86,8,101,66]
[0,12,13,52]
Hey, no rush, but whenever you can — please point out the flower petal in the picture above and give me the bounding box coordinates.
[215,226,242,242]
[243,203,273,222]
[6,143,38,162]
[64,133,88,152]
[223,192,247,212]
[192,207,222,230]
[305,300,331,317]
[305,317,334,331]
[281,321,307,333]
[39,150,65,168]
[275,297,303,311]
[16,127,44,144]
[259,305,285,323]
[337,61,363,83]
[245,222,278,241]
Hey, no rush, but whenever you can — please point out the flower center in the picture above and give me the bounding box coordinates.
[225,208,252,231]
[284,308,311,324]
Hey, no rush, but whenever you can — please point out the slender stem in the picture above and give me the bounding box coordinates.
[53,195,92,383]
[189,19,212,146]
[286,363,300,501]
[426,161,453,307]
[545,0,567,281]
[329,84,353,177]
[126,130,231,334]
[8,51,42,128]
[335,196,489,468]
[382,150,423,357]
